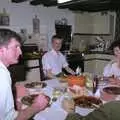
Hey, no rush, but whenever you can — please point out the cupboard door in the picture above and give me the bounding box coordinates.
[74,13,113,34]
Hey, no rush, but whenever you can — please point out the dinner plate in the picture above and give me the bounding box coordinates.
[100,85,120,101]
[34,107,67,120]
[103,85,120,94]
[21,94,50,106]
[24,82,47,89]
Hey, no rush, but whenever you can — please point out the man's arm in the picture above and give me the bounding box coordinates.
[64,66,75,75]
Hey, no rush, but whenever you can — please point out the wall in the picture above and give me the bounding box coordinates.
[0,0,75,49]
[0,0,116,49]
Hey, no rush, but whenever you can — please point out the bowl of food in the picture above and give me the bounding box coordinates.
[66,75,86,87]
[100,85,120,102]
[73,95,102,109]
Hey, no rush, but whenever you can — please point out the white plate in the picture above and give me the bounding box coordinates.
[34,107,67,120]
[76,106,94,116]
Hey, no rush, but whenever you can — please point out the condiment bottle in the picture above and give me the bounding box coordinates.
[75,66,81,76]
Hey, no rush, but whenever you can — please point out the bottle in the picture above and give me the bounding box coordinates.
[93,75,99,94]
[75,66,81,76]
[62,93,75,113]
[2,8,9,26]
[33,15,40,34]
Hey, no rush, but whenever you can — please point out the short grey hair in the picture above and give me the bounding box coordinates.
[0,28,22,47]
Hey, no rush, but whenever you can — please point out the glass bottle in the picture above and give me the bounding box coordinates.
[33,15,40,34]
[93,75,99,94]
[2,8,9,26]
[62,93,75,113]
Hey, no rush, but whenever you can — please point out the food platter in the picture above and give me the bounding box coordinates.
[24,82,47,89]
[74,96,102,109]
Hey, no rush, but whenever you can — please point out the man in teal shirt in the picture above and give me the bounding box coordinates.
[65,101,120,120]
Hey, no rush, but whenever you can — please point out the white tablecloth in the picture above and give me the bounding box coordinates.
[33,79,95,120]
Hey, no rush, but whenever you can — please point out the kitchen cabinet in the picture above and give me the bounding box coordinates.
[74,13,114,34]
[84,53,114,75]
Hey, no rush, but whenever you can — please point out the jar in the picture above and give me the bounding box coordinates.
[62,94,75,113]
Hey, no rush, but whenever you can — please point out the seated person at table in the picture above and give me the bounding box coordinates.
[0,28,49,120]
[42,35,75,79]
[103,40,120,85]
[65,101,120,120]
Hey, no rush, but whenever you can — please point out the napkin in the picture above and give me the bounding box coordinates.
[15,84,28,98]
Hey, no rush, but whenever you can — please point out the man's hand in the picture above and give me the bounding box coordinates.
[32,94,49,112]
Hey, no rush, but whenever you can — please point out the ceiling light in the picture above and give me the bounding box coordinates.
[57,0,72,3]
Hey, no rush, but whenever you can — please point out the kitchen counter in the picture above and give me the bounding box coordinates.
[84,53,114,75]
[84,50,113,55]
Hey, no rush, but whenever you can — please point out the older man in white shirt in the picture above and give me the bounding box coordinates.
[0,28,49,120]
[42,35,75,79]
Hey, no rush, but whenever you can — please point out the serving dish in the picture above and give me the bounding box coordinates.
[103,86,120,94]
[100,85,120,101]
[73,96,102,109]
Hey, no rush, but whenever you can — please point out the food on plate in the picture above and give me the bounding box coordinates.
[21,94,50,106]
[56,72,68,82]
[67,85,88,98]
[103,86,120,94]
[74,96,102,109]
[21,94,39,106]
[24,82,47,89]
[56,72,66,77]
[67,75,86,87]
[85,77,93,88]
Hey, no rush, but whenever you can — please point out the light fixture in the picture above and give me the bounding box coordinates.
[57,0,72,4]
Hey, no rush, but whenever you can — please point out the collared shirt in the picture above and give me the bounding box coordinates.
[42,49,68,75]
[103,61,120,78]
[0,61,18,120]
[65,101,120,120]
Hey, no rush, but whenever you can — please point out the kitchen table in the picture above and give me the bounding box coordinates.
[34,79,97,120]
[17,79,102,120]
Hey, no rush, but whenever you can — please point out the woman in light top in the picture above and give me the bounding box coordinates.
[103,40,120,84]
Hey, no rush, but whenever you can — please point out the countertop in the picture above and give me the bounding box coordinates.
[84,50,113,55]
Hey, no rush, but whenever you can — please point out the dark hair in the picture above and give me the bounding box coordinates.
[51,35,63,43]
[0,28,22,47]
[109,40,120,50]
